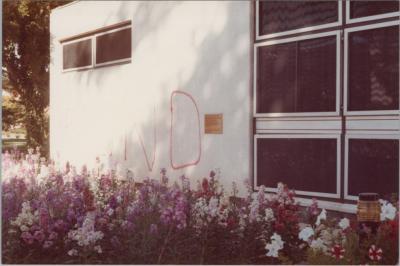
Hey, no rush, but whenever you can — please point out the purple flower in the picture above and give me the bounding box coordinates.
[108,195,118,209]
[67,208,76,223]
[54,219,66,232]
[121,220,134,231]
[30,224,41,232]
[72,176,86,192]
[43,240,53,249]
[210,170,216,178]
[110,236,121,248]
[21,232,34,245]
[39,208,49,229]
[149,224,158,235]
[48,231,58,240]
[34,230,45,243]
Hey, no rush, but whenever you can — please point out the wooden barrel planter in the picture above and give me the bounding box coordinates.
[357,193,380,243]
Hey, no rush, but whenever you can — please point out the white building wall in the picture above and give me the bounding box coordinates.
[50,1,252,195]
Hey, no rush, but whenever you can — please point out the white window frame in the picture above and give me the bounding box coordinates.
[344,20,400,116]
[93,25,132,68]
[255,0,342,41]
[61,35,94,73]
[254,30,341,117]
[61,25,132,72]
[344,132,400,201]
[345,1,400,24]
[254,133,341,199]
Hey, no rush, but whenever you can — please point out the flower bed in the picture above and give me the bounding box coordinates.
[2,150,399,264]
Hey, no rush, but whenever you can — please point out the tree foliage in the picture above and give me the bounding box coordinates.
[2,0,70,155]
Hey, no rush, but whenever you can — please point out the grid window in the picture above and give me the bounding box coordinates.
[254,0,400,203]
[256,35,337,114]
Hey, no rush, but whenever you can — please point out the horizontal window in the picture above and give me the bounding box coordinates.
[63,39,92,70]
[258,1,339,37]
[61,22,131,71]
[96,28,131,65]
[256,34,337,114]
[349,1,399,20]
[255,136,338,196]
[347,138,399,198]
[347,24,399,112]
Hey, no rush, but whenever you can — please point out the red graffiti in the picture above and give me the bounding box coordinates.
[170,90,201,169]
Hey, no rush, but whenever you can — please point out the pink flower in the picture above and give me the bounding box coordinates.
[368,245,383,261]
[43,240,53,249]
[21,232,34,245]
[33,230,45,243]
[330,244,345,260]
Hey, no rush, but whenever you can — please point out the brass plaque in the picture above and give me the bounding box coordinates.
[205,114,223,134]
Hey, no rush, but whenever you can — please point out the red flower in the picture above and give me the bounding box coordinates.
[368,245,382,261]
[330,244,345,260]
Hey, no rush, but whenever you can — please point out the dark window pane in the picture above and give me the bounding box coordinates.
[350,1,399,19]
[348,139,399,198]
[257,36,336,113]
[256,138,337,194]
[259,1,338,36]
[348,26,399,111]
[63,39,92,69]
[96,28,131,64]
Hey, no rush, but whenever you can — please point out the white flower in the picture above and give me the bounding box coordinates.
[271,233,284,249]
[264,208,275,222]
[298,226,314,242]
[380,202,397,221]
[20,225,29,232]
[265,242,281,257]
[208,197,219,218]
[67,249,78,256]
[116,195,122,203]
[310,237,328,253]
[338,218,350,230]
[107,208,114,216]
[265,233,284,258]
[94,245,102,254]
[316,209,327,226]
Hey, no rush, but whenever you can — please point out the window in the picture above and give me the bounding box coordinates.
[96,28,131,65]
[256,32,338,115]
[62,38,92,70]
[255,135,340,198]
[347,1,399,23]
[61,21,131,71]
[345,22,399,114]
[257,1,341,39]
[345,136,399,200]
[254,1,399,205]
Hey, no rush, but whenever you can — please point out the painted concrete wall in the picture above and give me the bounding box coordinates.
[50,1,252,195]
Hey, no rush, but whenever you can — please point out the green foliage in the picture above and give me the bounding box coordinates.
[2,92,25,131]
[2,0,70,155]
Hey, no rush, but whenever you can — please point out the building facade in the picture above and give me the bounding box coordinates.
[50,1,399,212]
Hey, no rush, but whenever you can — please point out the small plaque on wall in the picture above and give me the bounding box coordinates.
[205,114,223,134]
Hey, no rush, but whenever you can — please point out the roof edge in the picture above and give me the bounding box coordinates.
[51,1,81,13]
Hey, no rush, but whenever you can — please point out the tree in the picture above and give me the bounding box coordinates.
[2,0,70,155]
